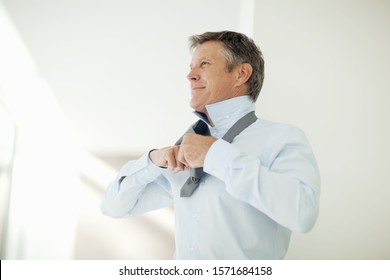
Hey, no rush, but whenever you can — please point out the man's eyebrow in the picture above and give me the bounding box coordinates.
[199,56,211,61]
[189,56,212,67]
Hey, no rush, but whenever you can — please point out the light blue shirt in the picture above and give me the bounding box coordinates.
[101,96,321,259]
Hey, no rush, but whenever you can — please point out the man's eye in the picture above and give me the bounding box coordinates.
[200,61,209,66]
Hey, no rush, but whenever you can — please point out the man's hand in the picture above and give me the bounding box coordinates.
[178,134,218,168]
[149,146,188,173]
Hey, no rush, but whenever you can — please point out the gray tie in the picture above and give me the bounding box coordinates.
[177,111,257,197]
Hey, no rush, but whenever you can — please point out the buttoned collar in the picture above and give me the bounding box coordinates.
[193,95,256,138]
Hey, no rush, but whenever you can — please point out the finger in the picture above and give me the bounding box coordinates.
[172,146,184,173]
[171,146,186,173]
[165,148,177,170]
[172,160,185,174]
[177,145,188,167]
[149,149,168,168]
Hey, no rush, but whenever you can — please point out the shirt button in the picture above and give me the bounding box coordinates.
[193,214,199,220]
[144,168,149,173]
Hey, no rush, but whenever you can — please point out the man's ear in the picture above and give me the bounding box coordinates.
[235,63,253,86]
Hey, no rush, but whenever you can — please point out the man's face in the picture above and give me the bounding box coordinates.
[187,41,239,113]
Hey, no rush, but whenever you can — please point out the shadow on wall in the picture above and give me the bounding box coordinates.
[74,154,175,259]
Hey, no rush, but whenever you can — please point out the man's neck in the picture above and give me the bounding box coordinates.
[194,95,255,130]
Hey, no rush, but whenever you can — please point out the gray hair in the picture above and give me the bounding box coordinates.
[189,31,265,102]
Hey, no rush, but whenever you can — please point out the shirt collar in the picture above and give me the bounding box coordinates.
[193,95,256,137]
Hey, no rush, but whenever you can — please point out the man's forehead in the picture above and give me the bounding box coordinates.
[191,41,224,60]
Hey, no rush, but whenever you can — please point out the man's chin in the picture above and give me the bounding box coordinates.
[190,100,202,111]
[190,104,206,113]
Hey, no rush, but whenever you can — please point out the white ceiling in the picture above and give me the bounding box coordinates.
[2,0,245,155]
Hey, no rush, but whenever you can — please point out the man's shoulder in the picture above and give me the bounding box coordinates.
[250,118,307,140]
[253,118,300,131]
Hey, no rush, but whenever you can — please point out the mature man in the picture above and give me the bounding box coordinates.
[101,31,320,259]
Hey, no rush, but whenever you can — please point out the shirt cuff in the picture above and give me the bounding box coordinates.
[203,139,241,181]
[119,151,165,183]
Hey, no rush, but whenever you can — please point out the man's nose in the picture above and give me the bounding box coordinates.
[187,68,200,81]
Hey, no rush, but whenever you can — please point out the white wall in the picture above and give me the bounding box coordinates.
[0,2,80,259]
[1,0,389,259]
[253,0,390,259]
[1,0,241,155]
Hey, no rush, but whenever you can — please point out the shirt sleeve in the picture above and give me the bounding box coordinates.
[203,126,321,233]
[101,152,173,218]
